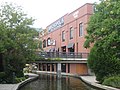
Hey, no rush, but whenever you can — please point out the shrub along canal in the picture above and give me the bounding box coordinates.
[19,74,99,90]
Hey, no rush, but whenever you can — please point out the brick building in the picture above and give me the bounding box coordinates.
[41,3,93,53]
[38,3,94,75]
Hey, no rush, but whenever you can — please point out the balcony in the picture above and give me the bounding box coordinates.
[38,52,89,60]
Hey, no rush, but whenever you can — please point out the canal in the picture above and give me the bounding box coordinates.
[19,74,99,90]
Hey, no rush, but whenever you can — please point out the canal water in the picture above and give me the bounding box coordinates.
[19,74,98,90]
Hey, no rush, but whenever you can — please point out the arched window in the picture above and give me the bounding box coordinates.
[43,40,46,48]
[47,38,51,46]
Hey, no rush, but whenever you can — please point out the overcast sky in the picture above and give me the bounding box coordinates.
[0,0,100,28]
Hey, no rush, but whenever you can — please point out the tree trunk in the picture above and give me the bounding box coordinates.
[0,53,4,72]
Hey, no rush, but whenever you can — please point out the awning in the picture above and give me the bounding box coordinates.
[67,43,74,48]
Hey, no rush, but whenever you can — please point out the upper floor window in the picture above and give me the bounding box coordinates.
[47,38,51,46]
[70,27,74,39]
[43,40,46,48]
[79,23,84,37]
[62,31,65,42]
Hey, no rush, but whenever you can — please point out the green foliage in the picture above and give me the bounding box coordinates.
[0,72,7,83]
[2,72,15,83]
[0,3,41,83]
[47,58,52,60]
[35,57,62,61]
[38,57,46,60]
[25,75,29,79]
[15,77,26,83]
[84,0,120,83]
[102,75,120,89]
[84,0,120,49]
[0,72,6,78]
[54,58,61,61]
[88,45,120,83]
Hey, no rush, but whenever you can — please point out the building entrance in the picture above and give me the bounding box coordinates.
[67,43,74,52]
[61,63,66,72]
[68,48,74,52]
[61,46,66,52]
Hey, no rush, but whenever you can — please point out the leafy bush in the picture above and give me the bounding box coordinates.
[84,0,120,84]
[0,72,6,78]
[25,75,29,79]
[15,77,26,83]
[88,46,120,83]
[0,72,6,84]
[102,75,120,89]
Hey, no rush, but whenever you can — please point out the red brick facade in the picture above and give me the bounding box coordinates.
[41,3,93,53]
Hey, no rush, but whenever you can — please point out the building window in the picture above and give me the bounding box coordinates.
[47,38,51,46]
[62,31,65,42]
[70,27,74,39]
[79,23,84,36]
[43,40,46,48]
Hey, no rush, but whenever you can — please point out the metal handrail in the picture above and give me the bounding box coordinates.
[38,52,89,59]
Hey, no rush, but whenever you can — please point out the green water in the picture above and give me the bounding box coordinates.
[19,74,98,90]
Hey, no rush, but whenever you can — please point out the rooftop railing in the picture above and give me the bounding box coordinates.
[38,52,89,59]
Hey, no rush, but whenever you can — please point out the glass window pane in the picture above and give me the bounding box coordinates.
[79,23,83,36]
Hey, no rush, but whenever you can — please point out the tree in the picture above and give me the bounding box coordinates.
[0,3,40,83]
[84,0,120,83]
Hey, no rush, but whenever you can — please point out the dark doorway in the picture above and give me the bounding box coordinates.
[61,63,66,72]
[39,63,41,70]
[56,64,57,72]
[61,46,66,58]
[68,64,70,73]
[68,48,74,52]
[52,64,54,71]
[43,64,46,71]
[0,54,4,72]
[61,46,66,52]
[67,43,74,52]
[47,64,50,71]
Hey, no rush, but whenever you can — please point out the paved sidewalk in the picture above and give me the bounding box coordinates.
[80,76,98,83]
[80,76,119,90]
[0,73,38,90]
[0,84,18,90]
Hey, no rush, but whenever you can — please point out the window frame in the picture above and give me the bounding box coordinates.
[43,40,46,48]
[47,38,51,46]
[62,31,65,42]
[79,23,84,37]
[70,27,74,39]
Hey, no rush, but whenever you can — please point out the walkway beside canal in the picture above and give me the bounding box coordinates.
[80,76,119,90]
[0,84,19,90]
[0,73,38,90]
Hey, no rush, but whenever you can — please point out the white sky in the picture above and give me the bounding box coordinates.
[0,0,99,28]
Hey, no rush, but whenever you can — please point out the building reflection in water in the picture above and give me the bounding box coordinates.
[19,74,97,90]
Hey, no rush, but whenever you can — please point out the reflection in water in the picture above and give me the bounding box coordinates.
[19,74,98,90]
